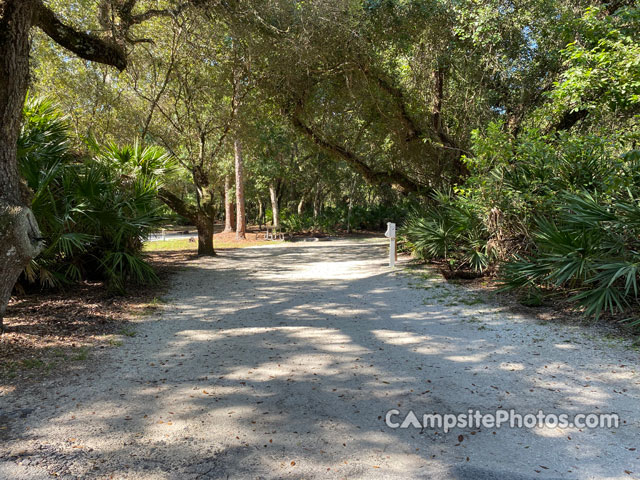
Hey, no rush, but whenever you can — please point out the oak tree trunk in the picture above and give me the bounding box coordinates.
[234,139,246,240]
[223,174,235,232]
[196,216,215,256]
[0,0,128,331]
[297,193,305,215]
[159,188,216,256]
[0,0,44,331]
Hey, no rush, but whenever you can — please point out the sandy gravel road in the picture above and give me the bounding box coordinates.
[1,239,639,479]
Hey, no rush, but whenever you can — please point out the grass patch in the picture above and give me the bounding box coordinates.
[4,363,18,379]
[52,348,67,358]
[119,327,136,337]
[72,348,89,361]
[460,296,485,306]
[21,358,44,369]
[144,238,275,252]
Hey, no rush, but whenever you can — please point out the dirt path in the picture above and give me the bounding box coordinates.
[1,240,638,479]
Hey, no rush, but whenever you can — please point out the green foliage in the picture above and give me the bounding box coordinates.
[18,96,166,292]
[94,140,177,183]
[460,123,626,245]
[405,121,640,320]
[280,203,411,234]
[552,6,640,115]
[401,191,494,273]
[502,191,640,319]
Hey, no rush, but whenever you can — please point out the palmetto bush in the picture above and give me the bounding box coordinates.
[401,191,495,273]
[94,139,176,184]
[501,190,640,321]
[18,96,167,292]
[402,121,640,322]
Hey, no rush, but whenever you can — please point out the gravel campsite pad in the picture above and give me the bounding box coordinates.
[1,239,638,479]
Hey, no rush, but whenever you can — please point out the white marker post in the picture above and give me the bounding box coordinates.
[384,222,396,268]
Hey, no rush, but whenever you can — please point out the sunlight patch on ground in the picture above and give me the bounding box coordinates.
[558,386,611,406]
[532,426,578,438]
[287,327,351,343]
[280,260,378,281]
[371,329,452,356]
[445,353,490,363]
[498,362,526,371]
[370,329,433,346]
[277,303,371,319]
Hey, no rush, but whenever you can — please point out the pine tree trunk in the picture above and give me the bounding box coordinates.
[257,197,264,229]
[234,139,246,240]
[313,187,322,220]
[0,0,44,331]
[269,182,280,228]
[346,179,356,234]
[223,174,235,232]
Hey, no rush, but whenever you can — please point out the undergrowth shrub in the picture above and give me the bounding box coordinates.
[502,190,640,322]
[402,120,640,321]
[18,96,169,293]
[281,202,411,234]
[401,191,494,273]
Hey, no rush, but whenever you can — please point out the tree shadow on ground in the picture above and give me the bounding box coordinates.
[0,243,638,479]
